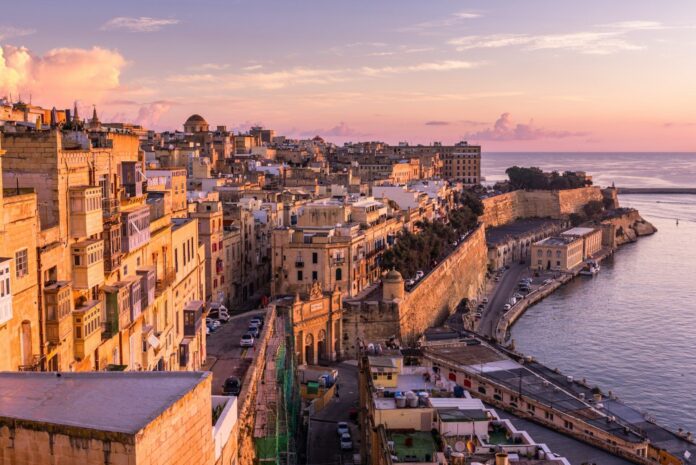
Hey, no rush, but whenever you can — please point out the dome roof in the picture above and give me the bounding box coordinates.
[185,114,207,124]
[385,269,403,281]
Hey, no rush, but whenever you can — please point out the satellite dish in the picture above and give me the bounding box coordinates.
[454,441,467,452]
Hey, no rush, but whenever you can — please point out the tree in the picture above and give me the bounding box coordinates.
[583,200,604,219]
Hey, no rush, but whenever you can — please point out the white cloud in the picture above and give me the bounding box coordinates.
[134,102,171,129]
[401,10,481,32]
[101,17,179,32]
[242,64,263,71]
[0,45,126,106]
[168,59,479,90]
[450,31,642,55]
[463,113,588,141]
[449,21,671,55]
[0,26,35,41]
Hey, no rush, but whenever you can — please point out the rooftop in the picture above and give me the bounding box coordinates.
[534,236,579,247]
[486,219,564,245]
[561,227,598,237]
[0,372,209,434]
[389,431,437,463]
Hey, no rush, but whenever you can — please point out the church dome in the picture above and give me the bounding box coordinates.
[184,114,209,132]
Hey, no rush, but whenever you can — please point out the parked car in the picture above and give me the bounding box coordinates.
[247,326,260,338]
[222,377,241,396]
[513,293,523,300]
[206,318,221,330]
[494,277,500,282]
[482,297,489,304]
[503,304,511,311]
[206,325,211,335]
[543,279,553,285]
[208,309,230,323]
[240,333,255,347]
[415,270,425,280]
[250,317,263,328]
[340,433,353,450]
[248,320,260,330]
[405,279,415,287]
[337,422,350,436]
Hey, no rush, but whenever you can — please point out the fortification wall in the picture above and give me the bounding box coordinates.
[601,209,657,247]
[399,224,488,342]
[480,187,603,227]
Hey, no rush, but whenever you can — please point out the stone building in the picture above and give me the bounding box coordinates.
[277,282,343,365]
[485,219,567,270]
[0,127,207,372]
[530,235,584,272]
[0,371,239,465]
[560,226,603,259]
[271,200,402,299]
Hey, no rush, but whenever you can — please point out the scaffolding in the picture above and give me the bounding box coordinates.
[254,312,300,465]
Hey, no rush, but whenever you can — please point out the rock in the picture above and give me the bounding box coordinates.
[634,219,657,236]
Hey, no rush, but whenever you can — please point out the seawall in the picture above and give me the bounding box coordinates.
[480,186,604,227]
[601,208,657,247]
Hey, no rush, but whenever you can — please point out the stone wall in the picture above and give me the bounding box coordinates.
[342,299,401,357]
[480,187,604,227]
[601,209,657,247]
[399,224,487,342]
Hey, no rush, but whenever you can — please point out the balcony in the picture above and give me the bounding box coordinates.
[69,186,103,238]
[331,256,345,266]
[126,277,142,322]
[121,206,151,253]
[295,261,305,268]
[179,339,191,367]
[137,267,156,309]
[71,240,104,290]
[183,300,204,337]
[44,281,73,345]
[103,222,122,274]
[104,282,131,336]
[0,258,12,326]
[73,299,103,361]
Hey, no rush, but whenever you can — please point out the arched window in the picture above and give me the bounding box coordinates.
[335,268,342,281]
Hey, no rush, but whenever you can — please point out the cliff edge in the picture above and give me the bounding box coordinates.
[602,208,657,246]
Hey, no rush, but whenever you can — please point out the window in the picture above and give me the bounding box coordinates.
[312,252,318,264]
[212,243,217,252]
[335,268,342,281]
[297,270,303,281]
[556,261,561,266]
[312,271,318,281]
[545,411,555,421]
[15,249,28,277]
[564,420,574,430]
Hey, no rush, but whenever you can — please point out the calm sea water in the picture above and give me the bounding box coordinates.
[482,153,696,433]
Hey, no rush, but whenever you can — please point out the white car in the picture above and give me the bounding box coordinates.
[337,422,350,436]
[415,270,425,280]
[340,433,353,450]
[503,304,511,311]
[208,309,230,323]
[240,333,255,347]
[206,318,221,330]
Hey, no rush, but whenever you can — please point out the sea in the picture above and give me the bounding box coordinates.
[482,152,696,434]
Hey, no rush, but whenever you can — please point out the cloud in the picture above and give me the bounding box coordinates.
[463,113,588,141]
[449,21,669,55]
[450,32,642,55]
[241,64,263,71]
[101,17,179,32]
[401,10,481,32]
[0,26,35,40]
[425,121,450,126]
[663,122,696,128]
[168,60,479,90]
[134,102,171,129]
[0,45,126,105]
[360,60,480,76]
[299,122,368,139]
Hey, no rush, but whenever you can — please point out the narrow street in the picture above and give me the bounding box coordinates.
[202,308,267,399]
[306,362,360,465]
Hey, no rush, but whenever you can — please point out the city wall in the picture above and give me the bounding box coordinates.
[480,187,604,227]
[601,209,657,247]
[399,224,487,342]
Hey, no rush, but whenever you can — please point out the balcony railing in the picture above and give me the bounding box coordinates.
[18,355,44,372]
[295,261,304,268]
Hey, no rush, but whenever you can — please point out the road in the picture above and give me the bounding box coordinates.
[202,308,267,397]
[307,362,360,465]
[477,263,527,338]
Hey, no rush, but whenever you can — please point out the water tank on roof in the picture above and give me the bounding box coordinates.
[405,391,418,407]
[395,394,406,408]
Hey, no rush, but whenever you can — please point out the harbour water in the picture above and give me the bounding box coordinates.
[482,153,696,433]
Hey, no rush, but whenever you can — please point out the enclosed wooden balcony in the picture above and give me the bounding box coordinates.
[71,240,104,289]
[69,186,103,238]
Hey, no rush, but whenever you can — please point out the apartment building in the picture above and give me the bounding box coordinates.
[561,226,603,259]
[0,127,207,372]
[271,198,401,298]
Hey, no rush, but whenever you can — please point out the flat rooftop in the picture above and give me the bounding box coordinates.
[0,372,209,434]
[561,227,598,237]
[535,236,578,247]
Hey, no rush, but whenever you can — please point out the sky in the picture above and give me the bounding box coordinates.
[1,0,696,150]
